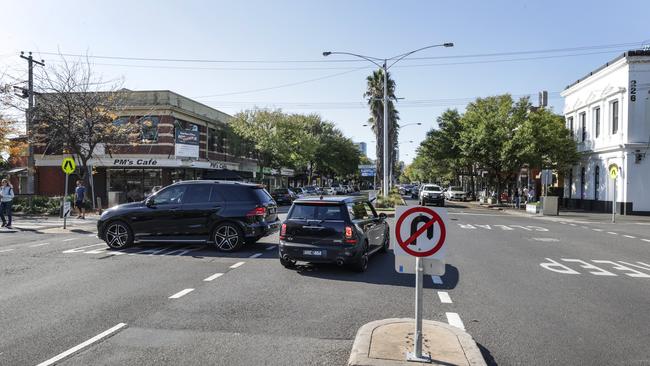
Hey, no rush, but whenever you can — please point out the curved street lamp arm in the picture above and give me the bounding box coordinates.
[386,43,452,69]
[322,51,385,69]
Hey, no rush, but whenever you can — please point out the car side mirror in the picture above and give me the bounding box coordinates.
[145,197,155,207]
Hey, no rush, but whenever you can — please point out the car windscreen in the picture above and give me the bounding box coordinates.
[288,203,345,221]
[423,185,441,191]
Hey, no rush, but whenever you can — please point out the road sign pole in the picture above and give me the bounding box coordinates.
[612,177,616,224]
[63,173,69,229]
[408,256,431,362]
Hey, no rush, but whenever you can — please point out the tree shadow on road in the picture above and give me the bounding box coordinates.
[295,251,459,289]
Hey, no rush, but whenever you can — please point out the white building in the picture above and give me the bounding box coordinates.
[561,50,650,215]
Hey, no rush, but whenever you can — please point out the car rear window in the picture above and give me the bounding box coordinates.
[424,185,441,191]
[273,189,288,194]
[288,203,345,221]
[213,184,272,203]
[252,187,274,204]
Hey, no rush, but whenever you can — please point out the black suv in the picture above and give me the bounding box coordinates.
[97,181,280,252]
[279,196,389,272]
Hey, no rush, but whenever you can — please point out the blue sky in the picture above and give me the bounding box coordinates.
[2,0,649,164]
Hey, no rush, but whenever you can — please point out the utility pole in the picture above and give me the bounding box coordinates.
[20,51,45,195]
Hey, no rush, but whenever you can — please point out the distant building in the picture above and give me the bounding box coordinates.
[561,50,650,214]
[354,142,367,157]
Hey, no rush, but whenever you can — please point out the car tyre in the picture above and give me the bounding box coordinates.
[351,243,369,272]
[212,222,244,252]
[104,220,133,249]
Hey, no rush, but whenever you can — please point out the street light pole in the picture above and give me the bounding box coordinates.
[323,43,453,197]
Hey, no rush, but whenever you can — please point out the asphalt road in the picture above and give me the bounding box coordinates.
[0,199,649,365]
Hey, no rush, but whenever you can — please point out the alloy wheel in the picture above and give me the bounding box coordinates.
[106,223,129,249]
[214,225,240,251]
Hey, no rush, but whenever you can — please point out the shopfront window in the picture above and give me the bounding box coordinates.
[108,169,162,202]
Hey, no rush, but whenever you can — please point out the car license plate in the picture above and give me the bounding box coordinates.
[303,249,324,256]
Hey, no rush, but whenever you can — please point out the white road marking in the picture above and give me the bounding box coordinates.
[249,253,263,258]
[607,232,618,235]
[569,223,577,226]
[559,222,567,225]
[642,239,650,243]
[581,226,589,229]
[169,288,194,299]
[203,273,224,282]
[0,249,15,253]
[129,247,169,256]
[35,323,127,366]
[265,246,276,251]
[62,238,78,242]
[592,228,603,232]
[230,261,245,269]
[30,242,50,247]
[431,276,443,284]
[532,238,560,242]
[62,243,104,253]
[437,291,452,303]
[623,235,636,239]
[445,312,465,330]
[85,248,109,254]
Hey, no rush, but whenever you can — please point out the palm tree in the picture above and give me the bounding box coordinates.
[364,69,399,191]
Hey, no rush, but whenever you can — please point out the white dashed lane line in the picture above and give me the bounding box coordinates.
[642,239,650,243]
[607,232,618,235]
[265,246,276,251]
[62,243,104,253]
[35,323,127,366]
[203,273,223,282]
[569,223,577,226]
[623,235,636,239]
[230,261,245,269]
[169,288,194,299]
[592,228,603,232]
[445,312,465,330]
[62,238,78,242]
[29,243,50,247]
[249,253,263,258]
[0,249,15,253]
[437,291,452,304]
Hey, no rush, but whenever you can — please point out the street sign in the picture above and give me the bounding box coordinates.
[394,206,447,258]
[609,163,619,179]
[63,201,71,217]
[61,157,76,175]
[393,205,450,363]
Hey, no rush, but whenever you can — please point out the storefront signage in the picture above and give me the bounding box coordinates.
[175,129,200,158]
[113,158,159,166]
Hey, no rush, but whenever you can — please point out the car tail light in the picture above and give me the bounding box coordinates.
[344,226,356,244]
[280,223,287,240]
[246,206,266,217]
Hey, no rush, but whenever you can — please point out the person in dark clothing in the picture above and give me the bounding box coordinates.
[75,180,86,219]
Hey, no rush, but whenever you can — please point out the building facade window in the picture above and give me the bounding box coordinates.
[139,116,160,142]
[568,168,573,199]
[594,107,600,138]
[568,116,574,137]
[611,100,619,134]
[594,165,600,201]
[580,112,586,142]
[208,127,217,152]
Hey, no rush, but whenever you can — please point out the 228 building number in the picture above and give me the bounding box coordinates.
[630,80,637,102]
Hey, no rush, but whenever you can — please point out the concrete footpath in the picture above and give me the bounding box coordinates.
[0,214,99,233]
[348,318,486,366]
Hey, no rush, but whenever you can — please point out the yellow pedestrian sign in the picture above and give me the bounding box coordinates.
[61,157,76,175]
[608,163,619,179]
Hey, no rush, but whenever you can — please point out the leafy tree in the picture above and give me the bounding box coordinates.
[230,109,290,173]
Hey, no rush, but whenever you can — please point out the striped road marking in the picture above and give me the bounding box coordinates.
[445,312,465,330]
[437,291,452,304]
[169,288,194,299]
[230,261,245,269]
[203,273,224,282]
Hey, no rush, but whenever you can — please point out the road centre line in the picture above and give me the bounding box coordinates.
[203,273,224,281]
[642,239,650,243]
[592,228,603,232]
[169,288,194,299]
[230,261,245,269]
[623,235,636,239]
[607,232,618,235]
[249,253,263,258]
[431,276,443,284]
[438,291,452,303]
[29,242,50,247]
[0,249,15,253]
[445,312,465,330]
[62,238,78,242]
[35,323,127,366]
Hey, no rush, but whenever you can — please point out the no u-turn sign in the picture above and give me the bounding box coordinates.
[392,205,449,275]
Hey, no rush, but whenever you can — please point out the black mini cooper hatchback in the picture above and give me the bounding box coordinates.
[97,181,280,252]
[279,196,389,272]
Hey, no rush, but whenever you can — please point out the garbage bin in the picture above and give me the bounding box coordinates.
[542,196,559,216]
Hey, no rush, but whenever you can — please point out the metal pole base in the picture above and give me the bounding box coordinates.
[406,351,432,363]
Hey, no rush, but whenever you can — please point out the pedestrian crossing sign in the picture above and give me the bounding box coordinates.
[61,157,76,175]
[608,164,619,179]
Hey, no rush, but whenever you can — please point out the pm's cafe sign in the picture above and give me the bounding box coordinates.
[36,157,239,170]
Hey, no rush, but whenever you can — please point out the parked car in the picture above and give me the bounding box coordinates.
[279,196,389,272]
[411,184,422,199]
[322,186,336,195]
[330,183,345,195]
[444,186,467,201]
[271,188,296,205]
[419,184,445,206]
[97,181,280,252]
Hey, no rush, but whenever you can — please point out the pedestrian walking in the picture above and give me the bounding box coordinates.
[1,178,15,229]
[75,180,86,219]
[529,187,536,203]
[522,187,529,205]
[514,189,520,209]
